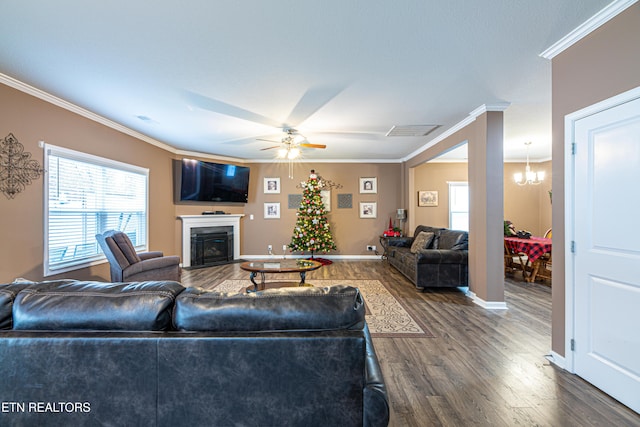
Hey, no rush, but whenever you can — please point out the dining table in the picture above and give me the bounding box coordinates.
[504,236,552,282]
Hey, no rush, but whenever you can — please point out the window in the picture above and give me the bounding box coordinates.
[448,181,469,231]
[44,145,148,276]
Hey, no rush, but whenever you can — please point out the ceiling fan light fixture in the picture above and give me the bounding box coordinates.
[287,147,300,159]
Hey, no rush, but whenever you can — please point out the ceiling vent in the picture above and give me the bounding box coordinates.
[386,124,439,137]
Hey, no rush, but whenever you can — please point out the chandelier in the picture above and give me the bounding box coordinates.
[514,141,544,186]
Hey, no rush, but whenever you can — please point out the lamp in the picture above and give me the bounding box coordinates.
[395,208,407,234]
[514,141,544,185]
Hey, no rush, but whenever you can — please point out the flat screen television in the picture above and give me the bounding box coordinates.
[174,159,250,203]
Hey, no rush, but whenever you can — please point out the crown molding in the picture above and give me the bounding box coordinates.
[402,102,511,162]
[540,0,638,59]
[0,72,177,154]
[174,149,247,163]
[2,72,513,165]
[248,158,402,164]
[469,102,511,116]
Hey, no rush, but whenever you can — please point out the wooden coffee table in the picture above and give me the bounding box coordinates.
[240,259,323,292]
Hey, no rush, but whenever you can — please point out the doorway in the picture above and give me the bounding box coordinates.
[565,86,640,413]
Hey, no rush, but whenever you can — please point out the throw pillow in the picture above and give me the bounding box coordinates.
[410,231,435,254]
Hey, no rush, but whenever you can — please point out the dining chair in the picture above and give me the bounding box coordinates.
[533,228,552,282]
[504,241,528,278]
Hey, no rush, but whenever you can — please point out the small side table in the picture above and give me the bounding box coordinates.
[379,236,390,260]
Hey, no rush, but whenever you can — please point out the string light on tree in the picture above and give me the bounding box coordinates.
[288,170,337,260]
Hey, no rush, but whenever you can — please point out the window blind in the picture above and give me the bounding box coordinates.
[44,144,149,276]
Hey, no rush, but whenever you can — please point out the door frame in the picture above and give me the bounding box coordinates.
[564,85,640,373]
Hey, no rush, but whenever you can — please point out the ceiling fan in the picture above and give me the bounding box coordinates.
[185,84,374,155]
[257,128,326,159]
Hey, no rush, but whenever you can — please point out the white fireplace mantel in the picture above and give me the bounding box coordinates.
[178,214,244,267]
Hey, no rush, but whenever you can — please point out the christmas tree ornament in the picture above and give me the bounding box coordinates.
[288,170,337,261]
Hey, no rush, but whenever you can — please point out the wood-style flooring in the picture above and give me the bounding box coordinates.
[180,260,640,427]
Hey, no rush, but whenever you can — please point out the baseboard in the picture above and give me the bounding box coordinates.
[241,254,382,260]
[545,351,566,369]
[467,290,509,310]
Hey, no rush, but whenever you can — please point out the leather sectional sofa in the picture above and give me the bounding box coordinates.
[386,225,469,290]
[0,279,389,427]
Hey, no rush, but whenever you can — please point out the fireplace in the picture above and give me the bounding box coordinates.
[179,215,243,268]
[190,226,233,267]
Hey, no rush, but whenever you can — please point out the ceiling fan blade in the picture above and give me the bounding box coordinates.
[284,84,347,127]
[260,145,281,151]
[220,134,271,145]
[185,90,282,128]
[299,143,326,149]
[256,138,281,143]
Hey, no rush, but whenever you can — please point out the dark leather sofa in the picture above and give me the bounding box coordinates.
[386,225,468,290]
[0,280,389,427]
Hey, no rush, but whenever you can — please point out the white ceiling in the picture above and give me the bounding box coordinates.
[0,0,614,163]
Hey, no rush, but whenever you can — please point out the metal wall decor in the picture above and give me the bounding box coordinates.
[337,193,353,209]
[0,133,44,199]
[295,170,343,191]
[288,194,303,209]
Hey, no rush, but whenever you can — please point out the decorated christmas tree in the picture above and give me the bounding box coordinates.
[289,170,337,257]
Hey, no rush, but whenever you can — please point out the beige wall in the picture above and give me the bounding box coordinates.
[0,83,177,282]
[411,160,552,238]
[504,160,552,236]
[551,4,640,355]
[172,160,401,257]
[0,82,401,282]
[239,162,401,256]
[411,162,468,230]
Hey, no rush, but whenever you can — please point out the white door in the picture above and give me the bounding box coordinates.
[572,93,640,413]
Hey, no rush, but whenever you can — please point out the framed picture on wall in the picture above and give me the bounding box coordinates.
[418,190,438,207]
[359,202,377,218]
[359,177,377,194]
[321,190,331,211]
[264,177,280,194]
[264,202,280,219]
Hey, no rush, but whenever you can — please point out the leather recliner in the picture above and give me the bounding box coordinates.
[96,230,181,282]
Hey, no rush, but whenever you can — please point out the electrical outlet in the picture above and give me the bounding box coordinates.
[268,245,273,251]
[367,245,376,251]
[282,244,288,251]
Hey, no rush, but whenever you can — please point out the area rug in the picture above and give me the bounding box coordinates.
[213,279,434,338]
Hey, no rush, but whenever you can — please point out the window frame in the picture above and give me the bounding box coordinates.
[43,144,149,276]
[448,181,469,232]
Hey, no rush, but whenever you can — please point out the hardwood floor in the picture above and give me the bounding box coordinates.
[181,260,640,426]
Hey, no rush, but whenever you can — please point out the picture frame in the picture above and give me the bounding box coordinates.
[321,190,331,212]
[359,202,377,218]
[264,177,280,194]
[264,202,280,219]
[359,177,377,194]
[418,190,438,207]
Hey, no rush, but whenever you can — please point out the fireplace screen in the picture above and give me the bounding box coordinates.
[190,226,233,267]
